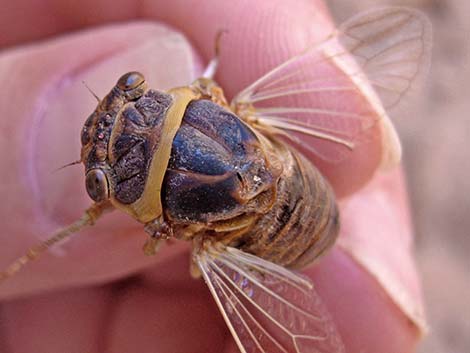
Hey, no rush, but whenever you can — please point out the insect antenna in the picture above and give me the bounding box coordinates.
[0,203,110,283]
[54,159,82,172]
[82,81,101,103]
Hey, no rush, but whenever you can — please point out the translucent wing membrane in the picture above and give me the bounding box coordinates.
[232,7,432,163]
[196,245,344,353]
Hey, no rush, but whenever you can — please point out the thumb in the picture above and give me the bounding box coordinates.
[0,22,199,298]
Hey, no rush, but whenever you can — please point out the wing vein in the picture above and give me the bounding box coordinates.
[213,255,323,322]
[221,248,312,291]
[198,258,249,353]
[212,263,289,353]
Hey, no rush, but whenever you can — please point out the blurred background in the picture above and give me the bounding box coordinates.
[330,1,469,352]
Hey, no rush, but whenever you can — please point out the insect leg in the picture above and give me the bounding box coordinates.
[202,29,227,79]
[142,216,172,256]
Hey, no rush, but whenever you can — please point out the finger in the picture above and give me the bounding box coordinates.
[0,247,420,353]
[3,247,417,353]
[0,257,228,353]
[0,0,408,310]
[106,256,229,353]
[0,2,377,298]
[305,169,425,351]
[144,169,424,352]
[1,0,387,196]
[0,23,199,298]
[307,248,420,353]
[1,286,109,353]
[0,2,424,352]
[220,246,419,353]
[337,168,426,332]
[0,0,328,50]
[149,0,385,197]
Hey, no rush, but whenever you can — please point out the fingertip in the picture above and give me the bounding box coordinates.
[301,168,425,352]
[337,168,427,333]
[107,280,226,353]
[307,248,420,353]
[1,286,110,353]
[310,135,382,197]
[143,0,334,98]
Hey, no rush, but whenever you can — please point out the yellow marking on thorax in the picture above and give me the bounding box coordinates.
[111,86,199,223]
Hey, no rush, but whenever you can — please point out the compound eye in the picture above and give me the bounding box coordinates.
[85,169,109,202]
[117,72,145,91]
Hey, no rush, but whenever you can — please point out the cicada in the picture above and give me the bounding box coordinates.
[1,7,431,353]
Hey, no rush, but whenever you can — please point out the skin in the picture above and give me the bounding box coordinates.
[0,0,424,352]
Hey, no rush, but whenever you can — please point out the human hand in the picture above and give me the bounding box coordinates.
[0,0,426,352]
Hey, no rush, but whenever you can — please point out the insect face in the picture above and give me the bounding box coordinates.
[80,71,156,217]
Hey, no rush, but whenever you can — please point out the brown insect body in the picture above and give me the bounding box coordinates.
[0,8,432,353]
[164,98,339,267]
[81,72,339,268]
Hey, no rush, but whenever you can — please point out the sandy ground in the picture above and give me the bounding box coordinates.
[329,1,470,352]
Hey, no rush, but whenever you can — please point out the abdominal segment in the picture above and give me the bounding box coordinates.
[238,144,340,268]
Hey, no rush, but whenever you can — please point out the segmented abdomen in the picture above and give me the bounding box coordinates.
[237,141,339,268]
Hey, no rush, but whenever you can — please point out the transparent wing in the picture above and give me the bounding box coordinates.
[231,7,432,163]
[195,245,344,353]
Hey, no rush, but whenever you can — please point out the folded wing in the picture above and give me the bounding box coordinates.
[195,245,344,353]
[232,7,432,163]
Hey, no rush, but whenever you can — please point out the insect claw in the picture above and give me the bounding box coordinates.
[189,258,201,278]
[142,237,161,256]
[143,217,172,255]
